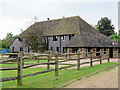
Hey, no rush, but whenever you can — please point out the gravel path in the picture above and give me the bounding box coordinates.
[30,58,118,69]
[65,66,118,88]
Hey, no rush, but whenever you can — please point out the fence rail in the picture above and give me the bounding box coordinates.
[0,49,111,86]
[0,58,17,63]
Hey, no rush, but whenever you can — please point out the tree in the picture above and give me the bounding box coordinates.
[89,24,98,30]
[5,32,13,40]
[97,17,115,36]
[21,16,48,52]
[32,16,38,23]
[109,33,120,43]
[1,32,18,50]
[22,29,47,52]
[19,16,38,33]
[5,32,17,41]
[1,39,9,49]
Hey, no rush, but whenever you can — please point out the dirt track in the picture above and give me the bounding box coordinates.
[31,58,118,69]
[65,66,118,88]
[65,58,119,88]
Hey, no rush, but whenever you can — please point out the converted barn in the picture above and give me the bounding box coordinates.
[9,16,120,58]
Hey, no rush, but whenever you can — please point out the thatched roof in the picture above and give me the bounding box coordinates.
[19,16,80,37]
[19,16,120,47]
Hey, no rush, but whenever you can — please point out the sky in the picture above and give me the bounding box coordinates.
[0,0,119,39]
[119,1,120,30]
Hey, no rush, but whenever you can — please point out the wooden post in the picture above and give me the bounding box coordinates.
[17,52,23,86]
[2,53,3,59]
[47,51,50,69]
[100,49,102,64]
[77,51,80,70]
[37,56,39,63]
[55,51,58,76]
[21,51,24,67]
[90,49,93,67]
[33,56,36,61]
[108,49,110,62]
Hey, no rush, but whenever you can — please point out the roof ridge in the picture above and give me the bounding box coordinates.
[36,16,80,23]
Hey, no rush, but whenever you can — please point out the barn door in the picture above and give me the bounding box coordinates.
[96,48,101,56]
[109,48,113,58]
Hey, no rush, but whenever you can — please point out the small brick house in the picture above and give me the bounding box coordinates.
[9,16,120,58]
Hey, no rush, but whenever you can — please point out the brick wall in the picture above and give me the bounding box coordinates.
[66,47,119,59]
[113,48,119,58]
[67,48,72,53]
[79,48,86,58]
[101,48,108,59]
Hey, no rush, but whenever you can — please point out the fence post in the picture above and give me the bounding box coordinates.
[35,56,36,60]
[21,51,24,67]
[77,51,80,70]
[2,53,3,59]
[37,55,39,63]
[108,49,110,62]
[100,49,102,64]
[55,51,58,76]
[90,49,93,67]
[34,56,36,61]
[17,52,23,86]
[47,51,50,69]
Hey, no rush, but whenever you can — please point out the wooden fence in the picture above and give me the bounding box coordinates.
[0,49,110,86]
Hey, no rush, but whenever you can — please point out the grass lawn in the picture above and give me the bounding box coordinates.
[1,64,17,68]
[1,62,117,88]
[1,59,48,68]
[0,57,8,60]
[24,60,47,64]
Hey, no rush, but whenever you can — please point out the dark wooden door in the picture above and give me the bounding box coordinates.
[96,48,101,56]
[109,48,113,58]
[119,48,120,58]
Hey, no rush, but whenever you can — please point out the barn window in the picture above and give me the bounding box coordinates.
[18,38,21,41]
[51,47,53,51]
[80,48,82,51]
[20,47,23,51]
[114,48,117,51]
[61,35,65,40]
[72,48,78,53]
[119,48,120,53]
[57,47,59,52]
[53,36,57,41]
[88,48,92,52]
[28,47,30,53]
[69,34,74,40]
[12,47,14,51]
[104,48,106,54]
[63,47,66,53]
